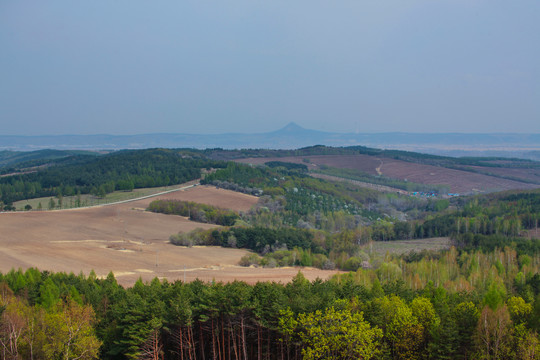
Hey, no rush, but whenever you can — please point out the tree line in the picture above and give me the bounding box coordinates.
[169,226,316,254]
[148,199,239,226]
[0,149,225,206]
[1,264,539,359]
[415,191,540,240]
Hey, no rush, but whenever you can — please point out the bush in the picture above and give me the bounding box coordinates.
[263,258,277,268]
[227,234,237,248]
[169,233,194,247]
[312,253,329,269]
[239,253,261,267]
[322,259,336,270]
[343,257,363,271]
[169,228,212,247]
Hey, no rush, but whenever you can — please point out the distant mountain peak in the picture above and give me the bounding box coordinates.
[270,122,328,138]
[280,122,305,132]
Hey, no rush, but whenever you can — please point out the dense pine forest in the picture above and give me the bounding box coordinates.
[0,149,223,206]
[1,251,539,359]
[1,147,540,358]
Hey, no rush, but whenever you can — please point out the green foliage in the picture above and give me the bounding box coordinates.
[507,296,532,325]
[343,257,364,271]
[0,288,100,360]
[148,199,239,226]
[0,149,225,204]
[411,296,439,332]
[43,300,101,360]
[39,277,61,309]
[313,166,449,194]
[434,199,450,211]
[366,295,425,359]
[513,323,540,359]
[239,253,261,267]
[483,284,507,311]
[183,226,318,254]
[295,304,382,359]
[203,162,380,226]
[265,161,308,172]
[0,267,539,360]
[417,189,540,241]
[0,149,99,171]
[2,148,540,359]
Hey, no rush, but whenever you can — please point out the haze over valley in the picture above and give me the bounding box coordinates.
[2,122,540,161]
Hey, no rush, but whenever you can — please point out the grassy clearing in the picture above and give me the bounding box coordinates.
[13,183,195,211]
[362,237,452,257]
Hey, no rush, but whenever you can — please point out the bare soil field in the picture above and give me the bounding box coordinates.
[310,173,408,194]
[237,155,381,175]
[140,185,259,212]
[465,166,540,184]
[13,181,261,212]
[378,158,538,194]
[0,186,340,286]
[237,155,540,194]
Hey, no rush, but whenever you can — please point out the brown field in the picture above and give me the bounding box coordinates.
[136,184,260,212]
[0,185,340,286]
[378,158,539,194]
[236,155,381,175]
[237,155,540,194]
[465,166,540,184]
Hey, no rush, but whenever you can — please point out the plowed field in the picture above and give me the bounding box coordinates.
[0,186,341,286]
[236,155,540,194]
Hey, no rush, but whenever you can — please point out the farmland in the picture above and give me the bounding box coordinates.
[236,154,540,194]
[1,149,540,360]
[11,182,199,211]
[1,185,340,286]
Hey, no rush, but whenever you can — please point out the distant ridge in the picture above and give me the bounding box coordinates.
[1,124,539,160]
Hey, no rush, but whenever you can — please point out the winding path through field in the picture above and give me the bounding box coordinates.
[375,158,383,175]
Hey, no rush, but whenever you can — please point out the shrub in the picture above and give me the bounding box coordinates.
[344,257,363,271]
[239,253,261,267]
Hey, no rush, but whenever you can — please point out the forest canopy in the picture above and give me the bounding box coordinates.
[0,149,224,205]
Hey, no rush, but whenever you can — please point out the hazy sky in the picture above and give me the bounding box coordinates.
[1,1,538,135]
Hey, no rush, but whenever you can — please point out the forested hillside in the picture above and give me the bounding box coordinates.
[202,161,381,224]
[0,149,224,206]
[164,161,539,272]
[1,256,539,359]
[0,149,99,169]
[2,147,540,358]
[417,190,540,240]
